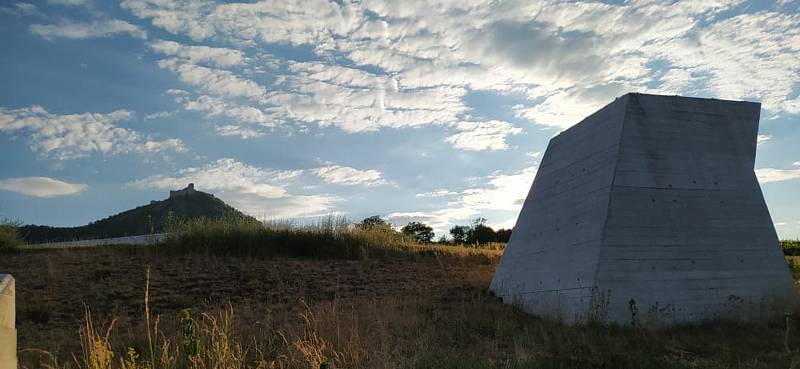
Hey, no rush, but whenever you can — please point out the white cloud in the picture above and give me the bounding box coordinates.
[0,105,186,160]
[215,125,264,139]
[1,3,43,17]
[312,165,387,186]
[121,0,362,43]
[756,167,800,184]
[166,89,190,96]
[144,111,177,120]
[445,120,522,151]
[48,0,89,5]
[515,89,622,130]
[757,135,772,145]
[415,189,458,198]
[158,58,266,101]
[0,177,87,198]
[183,95,274,126]
[31,19,147,40]
[793,161,800,167]
[130,158,338,218]
[150,40,246,68]
[388,165,537,233]
[264,61,468,132]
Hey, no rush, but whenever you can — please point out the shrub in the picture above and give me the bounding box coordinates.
[782,240,800,256]
[0,221,22,251]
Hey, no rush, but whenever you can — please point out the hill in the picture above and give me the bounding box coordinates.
[19,183,252,243]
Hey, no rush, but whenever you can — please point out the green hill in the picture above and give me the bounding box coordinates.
[19,184,252,243]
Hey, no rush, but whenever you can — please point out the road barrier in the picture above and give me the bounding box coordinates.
[21,233,167,250]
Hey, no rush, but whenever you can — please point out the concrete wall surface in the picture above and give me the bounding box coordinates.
[0,274,16,369]
[491,93,795,325]
[490,95,628,322]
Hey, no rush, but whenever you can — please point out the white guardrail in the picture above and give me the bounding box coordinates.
[20,233,167,250]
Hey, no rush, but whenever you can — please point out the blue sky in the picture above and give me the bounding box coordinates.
[0,0,799,239]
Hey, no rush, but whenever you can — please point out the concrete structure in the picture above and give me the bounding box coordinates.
[490,93,794,325]
[0,274,15,369]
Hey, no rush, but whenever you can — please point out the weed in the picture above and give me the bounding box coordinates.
[629,299,641,328]
[180,309,200,361]
[78,306,117,369]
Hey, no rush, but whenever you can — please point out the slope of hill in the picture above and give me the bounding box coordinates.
[19,184,252,243]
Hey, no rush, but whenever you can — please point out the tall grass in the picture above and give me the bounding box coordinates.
[158,215,498,262]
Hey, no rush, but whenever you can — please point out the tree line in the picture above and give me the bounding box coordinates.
[356,215,512,247]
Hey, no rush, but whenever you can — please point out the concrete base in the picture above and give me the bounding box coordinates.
[491,93,794,325]
[0,274,15,369]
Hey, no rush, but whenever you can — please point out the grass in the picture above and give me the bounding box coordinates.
[24,274,800,369]
[786,256,800,281]
[157,216,499,263]
[6,221,800,369]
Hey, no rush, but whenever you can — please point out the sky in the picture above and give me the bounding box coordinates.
[0,0,799,239]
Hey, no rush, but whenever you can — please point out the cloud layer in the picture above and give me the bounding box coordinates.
[312,165,387,186]
[121,0,800,133]
[0,106,186,160]
[388,165,537,234]
[0,177,87,197]
[31,19,147,40]
[756,167,800,184]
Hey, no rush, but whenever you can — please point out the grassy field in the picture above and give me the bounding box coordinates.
[2,220,800,369]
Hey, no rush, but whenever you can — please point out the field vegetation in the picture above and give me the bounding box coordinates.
[0,215,22,250]
[3,216,800,369]
[159,215,499,262]
[783,240,800,256]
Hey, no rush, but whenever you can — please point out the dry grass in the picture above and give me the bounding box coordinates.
[4,246,800,368]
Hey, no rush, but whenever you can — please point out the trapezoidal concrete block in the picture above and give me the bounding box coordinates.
[490,93,794,325]
[0,273,15,369]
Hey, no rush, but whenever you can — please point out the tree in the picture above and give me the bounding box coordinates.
[449,225,469,244]
[357,215,392,231]
[467,217,496,246]
[496,228,513,243]
[401,221,435,243]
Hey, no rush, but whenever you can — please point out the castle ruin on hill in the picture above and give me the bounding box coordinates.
[169,183,196,198]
